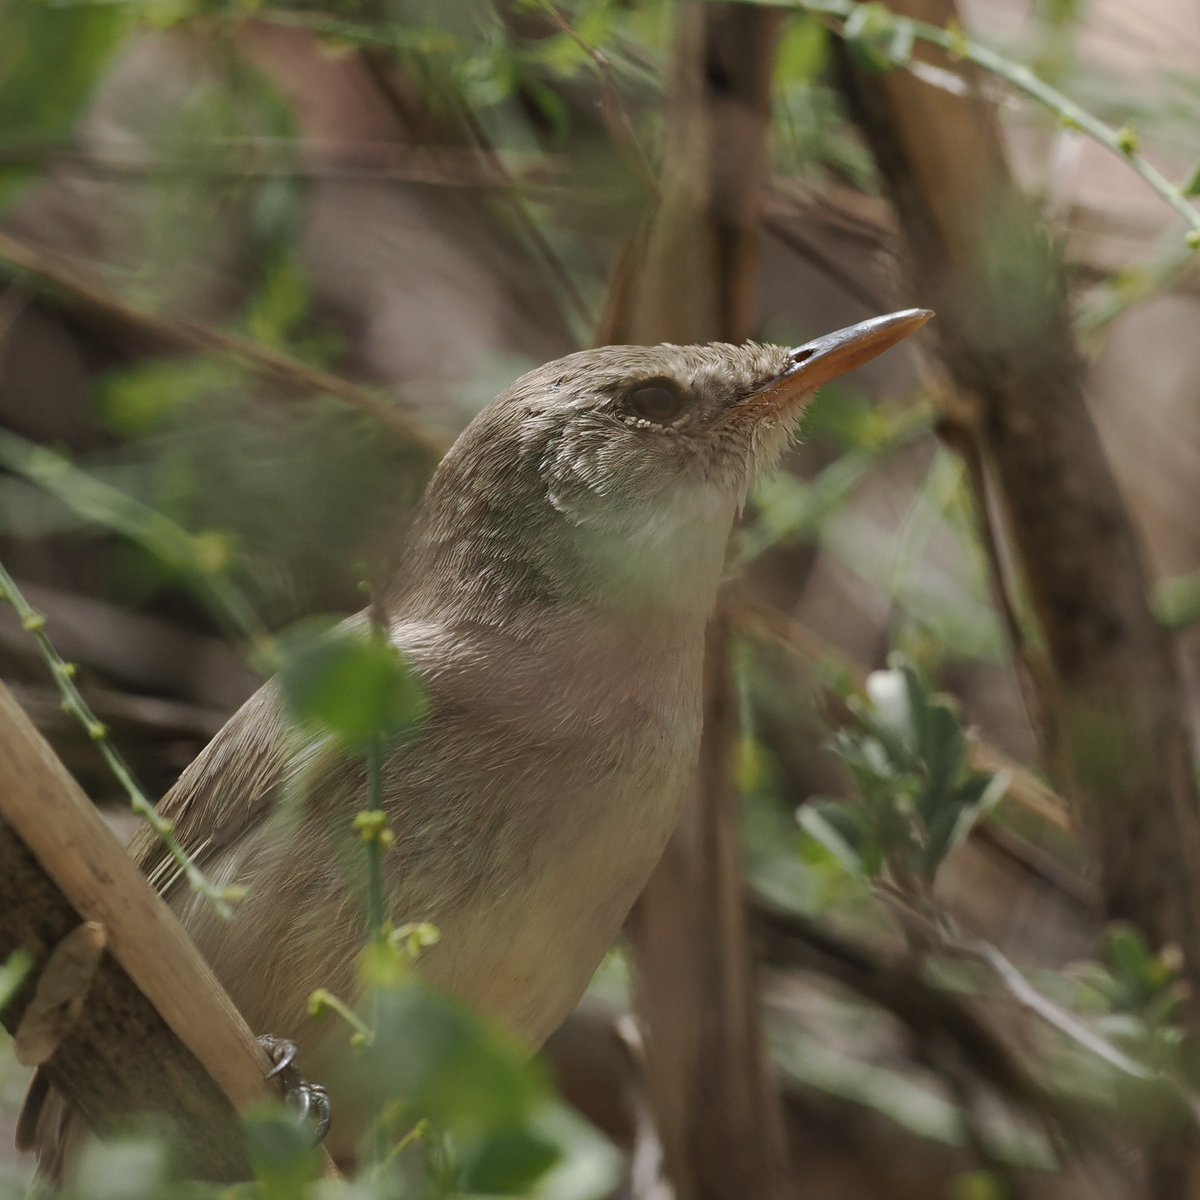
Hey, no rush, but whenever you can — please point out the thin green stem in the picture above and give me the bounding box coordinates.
[1078,237,1196,334]
[0,559,235,916]
[251,7,416,49]
[360,606,392,1166]
[0,427,268,645]
[308,987,375,1045]
[795,0,1200,238]
[0,430,271,914]
[365,731,387,943]
[386,1118,431,1163]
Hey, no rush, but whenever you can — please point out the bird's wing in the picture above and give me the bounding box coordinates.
[130,680,296,901]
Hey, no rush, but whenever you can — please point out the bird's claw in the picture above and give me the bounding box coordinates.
[260,1033,298,1079]
[294,1082,332,1143]
[257,1034,331,1144]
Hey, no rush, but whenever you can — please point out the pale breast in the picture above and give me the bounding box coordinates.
[412,710,700,1045]
[379,612,706,1042]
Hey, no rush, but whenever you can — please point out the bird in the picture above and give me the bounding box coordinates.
[20,309,931,1173]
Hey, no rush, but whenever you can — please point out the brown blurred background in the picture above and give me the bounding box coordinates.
[3,0,1200,1196]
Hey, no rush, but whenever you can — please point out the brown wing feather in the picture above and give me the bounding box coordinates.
[131,683,290,899]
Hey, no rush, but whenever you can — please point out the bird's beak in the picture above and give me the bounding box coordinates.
[755,308,933,409]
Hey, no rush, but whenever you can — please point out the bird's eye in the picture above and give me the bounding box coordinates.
[625,379,689,426]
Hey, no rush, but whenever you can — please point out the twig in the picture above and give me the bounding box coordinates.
[0,561,236,917]
[537,0,658,191]
[796,0,1200,240]
[0,575,254,711]
[611,6,793,1197]
[751,898,1066,1127]
[969,937,1200,1134]
[0,432,275,912]
[0,231,446,458]
[1077,236,1199,335]
[8,678,225,742]
[455,103,596,337]
[934,413,1056,767]
[0,140,552,188]
[838,0,1200,981]
[0,427,264,642]
[244,6,416,49]
[762,212,886,311]
[308,987,374,1047]
[971,941,1160,1086]
[0,681,344,1181]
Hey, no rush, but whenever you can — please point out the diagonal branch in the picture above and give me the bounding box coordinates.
[0,230,445,458]
[0,682,337,1180]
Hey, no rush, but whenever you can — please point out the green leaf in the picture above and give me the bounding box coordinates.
[776,15,830,87]
[951,1171,1008,1200]
[97,357,241,436]
[887,17,915,66]
[247,256,313,347]
[71,1136,171,1200]
[798,802,867,878]
[827,725,895,791]
[277,619,427,747]
[846,695,914,775]
[921,803,966,878]
[1155,569,1200,628]
[460,1128,562,1193]
[245,1106,320,1200]
[525,29,593,78]
[1181,157,1200,198]
[922,770,1006,877]
[524,78,572,143]
[916,702,966,823]
[525,1102,622,1200]
[735,735,771,794]
[0,947,31,1009]
[0,0,129,210]
[1106,923,1154,983]
[366,984,547,1133]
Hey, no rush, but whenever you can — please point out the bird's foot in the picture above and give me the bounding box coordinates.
[258,1034,331,1144]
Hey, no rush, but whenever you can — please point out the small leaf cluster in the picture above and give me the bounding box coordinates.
[274,618,427,750]
[1070,924,1189,1070]
[800,656,1007,883]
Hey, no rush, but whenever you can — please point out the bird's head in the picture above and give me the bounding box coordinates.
[406,310,931,622]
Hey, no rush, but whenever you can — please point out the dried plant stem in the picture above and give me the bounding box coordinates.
[607,4,793,1196]
[935,414,1056,766]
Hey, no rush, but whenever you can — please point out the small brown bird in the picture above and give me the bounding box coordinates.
[22,310,930,1170]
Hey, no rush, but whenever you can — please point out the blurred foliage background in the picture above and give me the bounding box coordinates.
[3,0,1200,1197]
